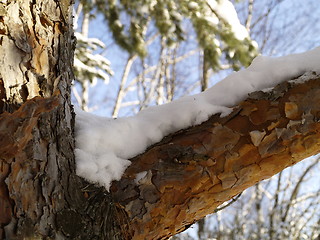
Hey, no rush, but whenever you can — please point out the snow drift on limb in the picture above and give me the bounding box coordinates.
[74,47,320,191]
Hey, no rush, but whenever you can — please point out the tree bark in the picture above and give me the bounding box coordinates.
[0,1,120,239]
[1,1,320,240]
[111,72,320,239]
[0,0,78,238]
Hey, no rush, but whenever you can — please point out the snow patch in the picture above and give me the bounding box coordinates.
[207,0,249,40]
[75,47,320,191]
[134,171,148,184]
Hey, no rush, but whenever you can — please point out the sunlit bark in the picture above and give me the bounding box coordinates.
[0,1,117,239]
[111,73,320,239]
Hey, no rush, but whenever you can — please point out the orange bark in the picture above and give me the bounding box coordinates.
[111,74,320,239]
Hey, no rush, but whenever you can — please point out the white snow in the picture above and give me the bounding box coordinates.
[75,32,106,49]
[188,2,199,10]
[134,171,148,184]
[207,0,249,40]
[75,47,320,191]
[204,16,219,26]
[74,32,114,84]
[74,58,111,85]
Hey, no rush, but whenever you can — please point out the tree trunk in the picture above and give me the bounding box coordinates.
[1,1,320,240]
[0,1,120,239]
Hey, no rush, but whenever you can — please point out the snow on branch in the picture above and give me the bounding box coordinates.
[75,47,320,190]
[74,32,114,86]
[206,0,249,41]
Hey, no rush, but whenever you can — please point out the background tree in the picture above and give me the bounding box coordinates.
[72,0,258,115]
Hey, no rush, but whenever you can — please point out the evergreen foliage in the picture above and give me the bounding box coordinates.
[74,32,114,86]
[78,0,258,70]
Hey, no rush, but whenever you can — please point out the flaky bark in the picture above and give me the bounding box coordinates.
[0,1,121,239]
[0,0,77,238]
[111,72,320,239]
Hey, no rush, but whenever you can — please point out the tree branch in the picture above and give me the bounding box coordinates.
[110,72,320,239]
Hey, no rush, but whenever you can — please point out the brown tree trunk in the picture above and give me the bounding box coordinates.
[0,1,120,239]
[1,1,320,240]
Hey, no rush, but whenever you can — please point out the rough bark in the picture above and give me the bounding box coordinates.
[111,72,320,239]
[0,0,76,238]
[0,1,120,239]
